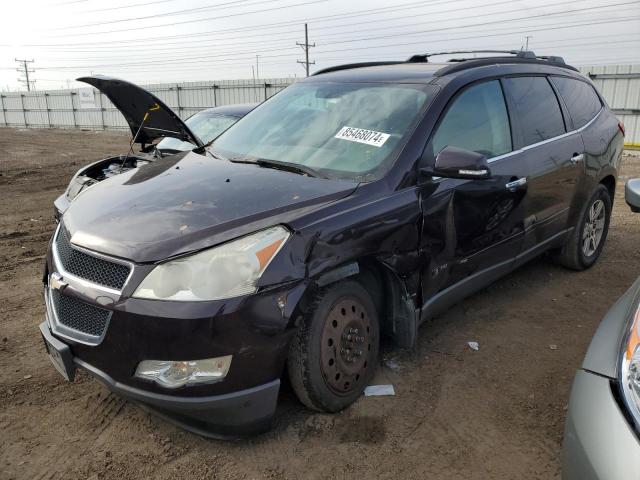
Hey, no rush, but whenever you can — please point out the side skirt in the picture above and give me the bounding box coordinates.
[419,228,570,325]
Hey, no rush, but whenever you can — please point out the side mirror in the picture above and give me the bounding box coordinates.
[626,178,640,213]
[427,146,491,180]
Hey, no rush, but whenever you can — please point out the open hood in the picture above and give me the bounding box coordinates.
[77,75,203,147]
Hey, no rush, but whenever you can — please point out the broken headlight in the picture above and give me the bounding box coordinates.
[133,226,289,301]
[65,175,96,202]
[620,301,640,430]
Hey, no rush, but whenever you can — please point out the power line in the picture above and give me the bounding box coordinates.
[50,0,268,31]
[36,0,529,50]
[15,58,35,91]
[33,2,640,70]
[296,23,316,77]
[82,0,182,13]
[33,7,639,60]
[23,0,520,45]
[36,2,636,65]
[32,0,634,52]
[309,0,640,50]
[25,0,616,64]
[49,0,87,5]
[46,0,330,37]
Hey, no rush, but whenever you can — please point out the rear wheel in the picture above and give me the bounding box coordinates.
[288,280,380,412]
[555,185,611,270]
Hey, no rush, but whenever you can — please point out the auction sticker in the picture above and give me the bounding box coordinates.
[334,126,390,147]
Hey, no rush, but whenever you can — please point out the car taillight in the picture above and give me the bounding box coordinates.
[619,121,626,136]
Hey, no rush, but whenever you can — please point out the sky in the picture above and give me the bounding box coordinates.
[0,0,639,91]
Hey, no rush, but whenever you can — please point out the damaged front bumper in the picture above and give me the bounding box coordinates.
[41,320,280,438]
[42,233,307,437]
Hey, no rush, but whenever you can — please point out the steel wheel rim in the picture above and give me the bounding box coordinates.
[320,296,372,395]
[582,199,606,257]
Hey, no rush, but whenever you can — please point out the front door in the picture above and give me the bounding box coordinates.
[418,79,527,306]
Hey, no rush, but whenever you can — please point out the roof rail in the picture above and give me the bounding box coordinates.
[311,50,576,77]
[312,61,404,76]
[407,50,538,63]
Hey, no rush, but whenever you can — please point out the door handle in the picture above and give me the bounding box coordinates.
[505,177,527,192]
[570,153,585,164]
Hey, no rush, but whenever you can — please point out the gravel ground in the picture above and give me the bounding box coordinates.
[1,127,639,480]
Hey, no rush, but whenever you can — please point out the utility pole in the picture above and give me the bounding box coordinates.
[251,65,258,102]
[15,58,35,91]
[296,23,315,77]
[524,35,532,50]
[255,55,260,80]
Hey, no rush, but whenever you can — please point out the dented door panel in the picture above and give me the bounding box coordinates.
[418,155,527,303]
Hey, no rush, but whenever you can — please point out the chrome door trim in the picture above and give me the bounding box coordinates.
[571,153,585,164]
[486,107,603,165]
[505,177,527,191]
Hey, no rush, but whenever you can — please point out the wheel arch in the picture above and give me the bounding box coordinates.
[288,257,419,349]
[599,174,616,200]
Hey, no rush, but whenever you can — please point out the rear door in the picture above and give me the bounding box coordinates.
[549,75,607,208]
[502,76,584,262]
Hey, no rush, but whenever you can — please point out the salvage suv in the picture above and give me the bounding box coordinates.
[40,51,625,437]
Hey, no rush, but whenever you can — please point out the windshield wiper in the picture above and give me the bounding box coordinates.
[192,138,215,155]
[229,157,324,178]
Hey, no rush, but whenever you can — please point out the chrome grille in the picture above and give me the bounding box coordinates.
[55,227,130,290]
[50,289,110,338]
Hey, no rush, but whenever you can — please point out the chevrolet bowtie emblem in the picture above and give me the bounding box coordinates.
[50,272,68,291]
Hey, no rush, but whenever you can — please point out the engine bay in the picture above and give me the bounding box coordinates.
[65,153,154,201]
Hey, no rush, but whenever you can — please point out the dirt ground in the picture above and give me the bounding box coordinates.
[1,127,639,480]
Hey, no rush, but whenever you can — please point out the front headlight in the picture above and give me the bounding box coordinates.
[65,175,89,202]
[133,225,289,301]
[620,302,640,427]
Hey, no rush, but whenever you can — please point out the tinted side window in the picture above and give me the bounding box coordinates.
[431,80,511,159]
[503,76,565,147]
[550,76,602,129]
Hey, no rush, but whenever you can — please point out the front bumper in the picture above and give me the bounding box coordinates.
[42,225,308,437]
[562,369,640,479]
[41,320,282,438]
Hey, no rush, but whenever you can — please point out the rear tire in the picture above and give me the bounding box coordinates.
[287,279,380,412]
[555,185,611,270]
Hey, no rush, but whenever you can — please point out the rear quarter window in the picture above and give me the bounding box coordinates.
[550,76,602,129]
[503,76,566,147]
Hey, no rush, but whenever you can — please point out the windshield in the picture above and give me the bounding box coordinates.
[157,112,239,151]
[211,82,437,181]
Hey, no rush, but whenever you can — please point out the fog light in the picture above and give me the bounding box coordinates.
[134,356,232,389]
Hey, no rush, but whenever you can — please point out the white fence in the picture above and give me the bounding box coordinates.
[578,64,640,148]
[0,78,295,130]
[1,66,639,147]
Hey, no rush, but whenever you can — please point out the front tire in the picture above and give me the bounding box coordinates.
[555,185,612,270]
[287,279,380,412]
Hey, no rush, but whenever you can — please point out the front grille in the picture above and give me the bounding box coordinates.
[55,227,130,290]
[50,289,111,337]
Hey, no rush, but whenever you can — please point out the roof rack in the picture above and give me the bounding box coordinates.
[312,61,405,76]
[311,49,577,77]
[407,50,538,62]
